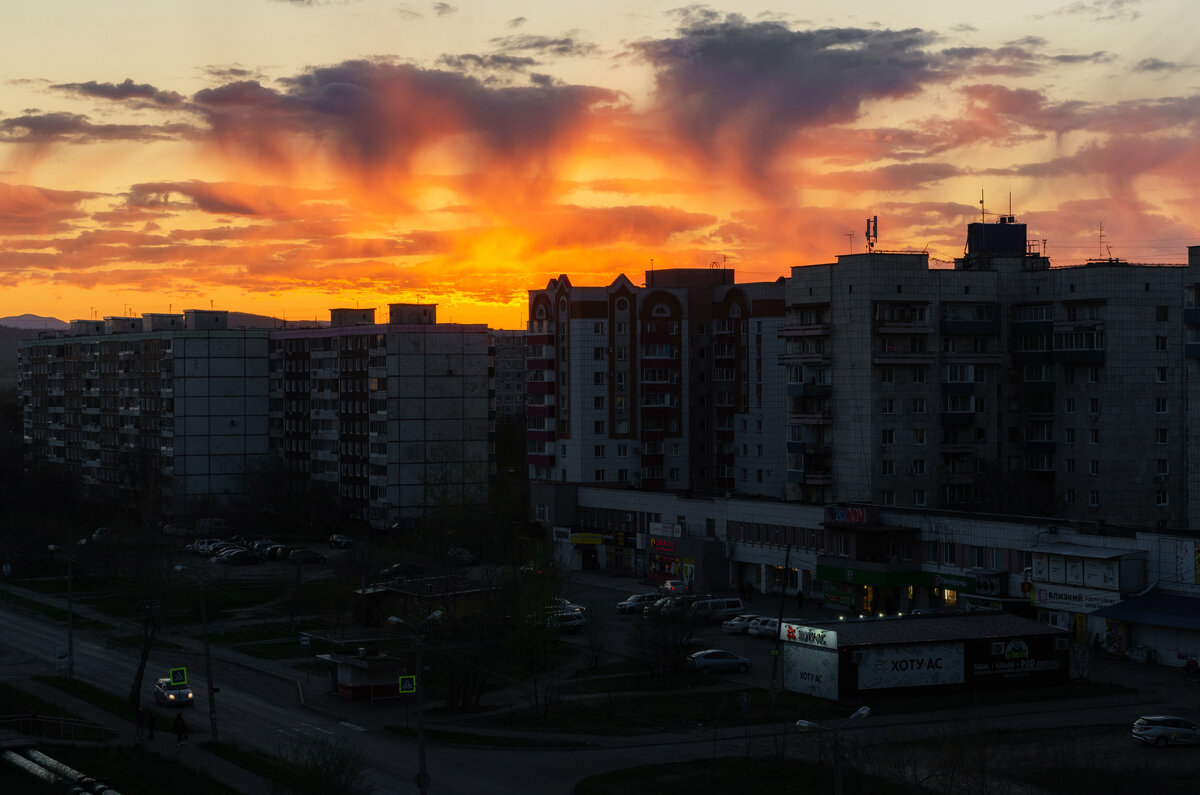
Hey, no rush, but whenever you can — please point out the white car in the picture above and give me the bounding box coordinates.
[1132,715,1200,747]
[721,614,763,634]
[747,617,780,638]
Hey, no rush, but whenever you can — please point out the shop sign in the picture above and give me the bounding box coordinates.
[783,644,839,700]
[781,623,837,649]
[1083,560,1118,589]
[649,537,677,554]
[824,505,876,525]
[932,572,974,592]
[649,522,681,538]
[571,532,602,545]
[1033,583,1121,612]
[856,643,964,690]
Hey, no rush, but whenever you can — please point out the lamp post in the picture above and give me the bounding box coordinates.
[388,611,442,795]
[796,705,871,795]
[175,565,219,743]
[47,539,87,681]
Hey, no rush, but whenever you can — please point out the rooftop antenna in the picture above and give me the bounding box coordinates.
[845,232,854,254]
[979,189,985,222]
[865,216,878,253]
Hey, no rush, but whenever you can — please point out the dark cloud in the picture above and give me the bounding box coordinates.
[489,34,600,59]
[1135,58,1180,73]
[51,78,184,107]
[633,16,945,187]
[432,2,456,16]
[1043,1,1142,23]
[507,16,527,29]
[192,60,622,177]
[0,111,193,144]
[126,180,306,217]
[438,53,539,76]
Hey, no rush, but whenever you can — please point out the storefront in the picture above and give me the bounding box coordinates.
[1024,544,1139,648]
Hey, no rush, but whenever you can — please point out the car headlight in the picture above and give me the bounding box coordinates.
[168,694,175,700]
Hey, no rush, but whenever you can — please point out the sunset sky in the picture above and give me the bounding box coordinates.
[2,1,1198,329]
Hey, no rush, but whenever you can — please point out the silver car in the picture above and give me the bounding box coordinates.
[721,613,763,634]
[1132,715,1199,747]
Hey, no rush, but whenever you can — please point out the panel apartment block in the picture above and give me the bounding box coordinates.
[18,310,270,514]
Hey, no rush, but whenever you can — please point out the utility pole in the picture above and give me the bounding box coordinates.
[199,577,218,743]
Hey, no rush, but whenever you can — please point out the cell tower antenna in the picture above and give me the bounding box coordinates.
[979,189,985,223]
[845,232,854,254]
[865,215,878,252]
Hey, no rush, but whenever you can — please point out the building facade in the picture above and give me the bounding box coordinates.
[18,310,270,513]
[490,329,527,419]
[526,268,786,498]
[269,304,493,530]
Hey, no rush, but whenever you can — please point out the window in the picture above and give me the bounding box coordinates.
[594,420,605,433]
[617,469,628,482]
[881,398,895,414]
[928,541,938,561]
[1064,428,1075,444]
[1155,336,1168,351]
[593,371,605,385]
[1089,398,1100,415]
[1156,428,1168,444]
[913,398,926,414]
[593,347,605,360]
[1089,429,1100,445]
[668,468,680,481]
[1089,490,1100,508]
[914,429,926,445]
[594,470,605,482]
[593,396,605,410]
[1065,489,1076,505]
[593,321,606,334]
[1065,458,1075,474]
[911,459,926,475]
[912,367,926,383]
[1155,397,1168,413]
[1156,305,1169,322]
[881,367,894,384]
[1089,459,1100,476]
[913,489,927,506]
[1088,367,1100,383]
[881,490,895,506]
[594,445,605,458]
[881,460,895,476]
[1065,398,1075,414]
[616,321,627,335]
[1156,459,1169,475]
[943,542,956,564]
[1156,367,1168,383]
[881,429,895,446]
[1156,490,1169,507]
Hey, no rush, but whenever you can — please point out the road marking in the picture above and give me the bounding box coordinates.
[339,722,366,732]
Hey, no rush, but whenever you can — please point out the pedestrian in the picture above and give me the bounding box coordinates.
[173,712,187,744]
[795,589,805,611]
[145,710,155,739]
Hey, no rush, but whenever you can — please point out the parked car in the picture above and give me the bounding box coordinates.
[547,610,588,631]
[616,593,659,614]
[546,597,585,614]
[1132,715,1200,747]
[721,614,763,634]
[380,562,425,581]
[153,677,194,707]
[748,617,780,638]
[289,549,327,565]
[658,579,690,596]
[686,649,753,674]
[327,534,353,549]
[689,596,745,624]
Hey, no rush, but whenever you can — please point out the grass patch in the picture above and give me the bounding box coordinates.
[0,587,112,630]
[575,758,911,795]
[202,740,294,784]
[385,724,593,748]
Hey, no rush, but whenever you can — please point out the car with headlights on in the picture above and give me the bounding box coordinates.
[1132,715,1200,747]
[153,678,194,707]
[686,649,752,674]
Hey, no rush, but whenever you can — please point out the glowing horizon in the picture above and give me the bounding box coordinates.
[2,2,1198,330]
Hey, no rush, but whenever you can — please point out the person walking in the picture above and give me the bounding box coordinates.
[173,712,187,744]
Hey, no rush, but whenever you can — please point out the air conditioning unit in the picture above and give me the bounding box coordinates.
[990,641,1005,656]
[851,650,867,664]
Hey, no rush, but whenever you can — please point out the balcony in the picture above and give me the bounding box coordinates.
[941,319,1001,336]
[1054,349,1105,364]
[787,411,833,425]
[779,323,830,337]
[786,382,832,397]
[940,411,975,427]
[871,351,935,366]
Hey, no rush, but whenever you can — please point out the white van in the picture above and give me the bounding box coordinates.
[688,596,745,624]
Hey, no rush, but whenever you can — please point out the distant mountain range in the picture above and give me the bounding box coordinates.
[0,312,326,331]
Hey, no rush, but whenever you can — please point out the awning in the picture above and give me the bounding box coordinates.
[1090,591,1200,632]
[1021,542,1131,558]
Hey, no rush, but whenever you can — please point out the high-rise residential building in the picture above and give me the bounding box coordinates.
[18,310,270,513]
[490,329,527,418]
[269,304,492,530]
[526,268,786,498]
[785,218,1200,529]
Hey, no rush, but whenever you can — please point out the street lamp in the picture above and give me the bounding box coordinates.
[796,705,871,795]
[47,539,87,681]
[175,565,219,743]
[388,610,443,795]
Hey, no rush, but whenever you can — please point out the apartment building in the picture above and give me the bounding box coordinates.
[526,268,786,498]
[269,304,492,530]
[490,329,527,418]
[18,310,270,513]
[784,218,1200,530]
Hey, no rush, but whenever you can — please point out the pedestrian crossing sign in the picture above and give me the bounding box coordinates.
[170,667,188,685]
[398,675,416,694]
